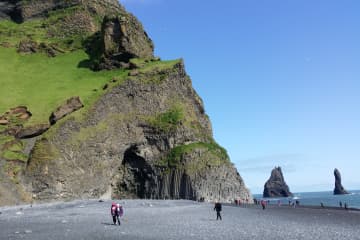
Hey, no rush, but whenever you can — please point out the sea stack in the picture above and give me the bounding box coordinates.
[333,168,349,195]
[263,167,293,198]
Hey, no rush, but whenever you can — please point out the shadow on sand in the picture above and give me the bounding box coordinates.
[101,222,118,226]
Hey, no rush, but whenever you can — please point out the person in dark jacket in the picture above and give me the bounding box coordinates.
[214,201,222,220]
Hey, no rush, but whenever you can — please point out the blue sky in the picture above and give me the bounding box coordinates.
[120,0,360,194]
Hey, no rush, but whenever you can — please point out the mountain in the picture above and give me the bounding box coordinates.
[0,0,252,205]
[263,167,292,198]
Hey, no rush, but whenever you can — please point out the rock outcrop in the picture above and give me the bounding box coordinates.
[263,167,292,198]
[49,97,84,125]
[0,0,123,23]
[96,14,154,70]
[0,0,252,206]
[333,168,349,195]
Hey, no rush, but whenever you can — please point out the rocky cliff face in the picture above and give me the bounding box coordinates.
[0,0,123,23]
[24,61,251,203]
[263,167,292,198]
[0,0,252,205]
[333,168,348,195]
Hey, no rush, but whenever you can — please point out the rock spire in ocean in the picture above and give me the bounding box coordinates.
[263,166,293,198]
[333,168,349,195]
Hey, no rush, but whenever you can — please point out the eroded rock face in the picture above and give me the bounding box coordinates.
[0,0,123,23]
[25,62,252,203]
[263,167,292,198]
[334,168,349,195]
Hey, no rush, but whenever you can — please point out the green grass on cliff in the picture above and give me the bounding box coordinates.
[0,47,124,125]
[158,142,230,172]
[147,104,184,133]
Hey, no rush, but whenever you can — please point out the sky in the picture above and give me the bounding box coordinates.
[119,0,360,194]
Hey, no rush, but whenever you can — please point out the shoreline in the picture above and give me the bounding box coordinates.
[226,202,360,212]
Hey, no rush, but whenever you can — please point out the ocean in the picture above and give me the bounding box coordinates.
[253,190,360,209]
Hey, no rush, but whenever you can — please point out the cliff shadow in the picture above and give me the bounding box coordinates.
[77,32,103,70]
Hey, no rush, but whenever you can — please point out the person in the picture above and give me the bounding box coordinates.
[214,201,222,220]
[261,200,266,210]
[111,202,123,225]
[320,202,324,208]
[344,202,348,210]
[339,201,343,208]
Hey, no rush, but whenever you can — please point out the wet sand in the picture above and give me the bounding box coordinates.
[0,200,359,240]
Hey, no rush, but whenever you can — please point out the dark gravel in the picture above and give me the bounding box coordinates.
[0,200,360,240]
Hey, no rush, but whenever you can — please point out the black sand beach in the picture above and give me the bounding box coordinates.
[0,200,359,240]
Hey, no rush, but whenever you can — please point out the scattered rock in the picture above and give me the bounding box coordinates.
[49,96,84,125]
[18,39,39,54]
[128,70,139,76]
[15,211,23,215]
[334,168,349,195]
[9,106,29,115]
[103,84,109,90]
[24,230,32,234]
[0,119,9,125]
[263,167,293,198]
[18,112,31,120]
[15,123,50,139]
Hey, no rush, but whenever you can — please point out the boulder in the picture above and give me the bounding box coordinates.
[96,14,154,70]
[15,124,50,139]
[0,118,9,125]
[333,168,349,195]
[49,97,83,125]
[263,167,293,198]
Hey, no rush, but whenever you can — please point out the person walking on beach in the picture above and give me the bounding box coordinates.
[261,200,266,210]
[214,201,222,220]
[111,202,123,225]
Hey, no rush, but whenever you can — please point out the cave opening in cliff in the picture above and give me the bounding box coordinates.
[122,145,155,199]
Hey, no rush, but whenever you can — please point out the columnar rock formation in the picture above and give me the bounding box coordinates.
[263,167,293,198]
[0,0,252,205]
[333,168,349,195]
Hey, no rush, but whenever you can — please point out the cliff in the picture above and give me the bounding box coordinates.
[333,168,349,195]
[0,0,252,205]
[263,167,292,198]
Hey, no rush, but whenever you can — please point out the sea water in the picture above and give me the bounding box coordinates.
[253,190,360,209]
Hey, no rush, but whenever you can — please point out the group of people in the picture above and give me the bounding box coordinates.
[110,201,223,225]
